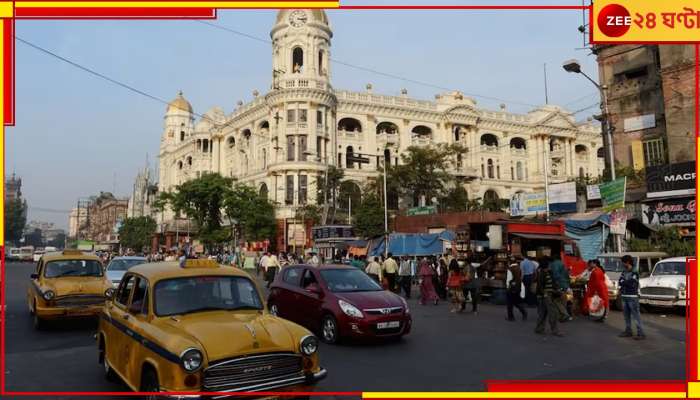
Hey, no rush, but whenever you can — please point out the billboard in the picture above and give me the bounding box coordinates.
[642,198,696,226]
[548,182,577,213]
[646,161,696,198]
[509,192,546,216]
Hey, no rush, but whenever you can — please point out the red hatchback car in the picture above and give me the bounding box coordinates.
[267,264,412,344]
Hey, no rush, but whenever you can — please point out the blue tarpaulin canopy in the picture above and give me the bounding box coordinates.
[558,212,610,262]
[368,231,455,257]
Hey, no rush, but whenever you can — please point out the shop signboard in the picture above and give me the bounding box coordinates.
[646,161,696,198]
[600,177,626,212]
[586,184,601,200]
[623,113,655,132]
[641,198,696,226]
[311,225,355,241]
[548,182,577,213]
[407,205,437,216]
[509,192,546,216]
[609,209,627,235]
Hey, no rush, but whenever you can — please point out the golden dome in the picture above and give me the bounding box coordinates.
[275,9,329,26]
[166,91,193,114]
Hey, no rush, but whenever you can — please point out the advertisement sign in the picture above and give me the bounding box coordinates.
[548,182,577,213]
[592,0,700,43]
[509,192,546,216]
[600,177,627,212]
[609,209,628,235]
[624,114,655,132]
[646,161,696,198]
[586,184,601,200]
[407,205,437,216]
[287,223,306,246]
[311,225,355,241]
[642,198,696,226]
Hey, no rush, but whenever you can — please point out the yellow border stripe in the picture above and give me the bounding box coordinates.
[363,392,687,399]
[16,1,338,8]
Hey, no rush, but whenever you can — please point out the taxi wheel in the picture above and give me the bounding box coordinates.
[320,315,339,344]
[140,368,162,400]
[33,309,45,331]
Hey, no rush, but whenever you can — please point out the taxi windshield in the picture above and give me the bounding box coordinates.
[44,260,103,278]
[153,276,263,317]
[107,259,146,271]
[320,269,383,292]
[652,261,686,276]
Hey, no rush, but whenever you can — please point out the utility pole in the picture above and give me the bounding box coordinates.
[542,135,550,222]
[382,155,389,258]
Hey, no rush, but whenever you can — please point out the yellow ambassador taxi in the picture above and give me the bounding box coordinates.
[97,259,327,397]
[27,250,112,330]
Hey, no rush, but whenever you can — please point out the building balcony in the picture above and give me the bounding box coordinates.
[510,148,527,157]
[576,155,588,163]
[412,136,432,146]
[481,144,499,153]
[377,133,399,146]
[451,165,479,178]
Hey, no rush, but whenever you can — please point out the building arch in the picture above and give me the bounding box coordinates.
[575,144,588,156]
[292,46,304,73]
[483,189,500,203]
[259,183,269,200]
[481,133,499,147]
[338,117,362,133]
[597,147,605,158]
[411,125,432,137]
[259,120,270,130]
[242,129,252,141]
[510,137,526,149]
[376,121,398,135]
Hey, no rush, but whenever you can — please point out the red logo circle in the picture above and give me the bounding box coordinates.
[597,3,631,37]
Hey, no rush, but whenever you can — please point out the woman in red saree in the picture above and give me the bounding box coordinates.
[584,259,609,320]
[418,258,439,305]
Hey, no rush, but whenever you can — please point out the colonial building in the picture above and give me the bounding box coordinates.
[86,192,128,244]
[127,162,157,219]
[5,172,22,201]
[157,9,603,250]
[68,207,87,239]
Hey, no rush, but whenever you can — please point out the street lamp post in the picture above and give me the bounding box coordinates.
[563,59,621,252]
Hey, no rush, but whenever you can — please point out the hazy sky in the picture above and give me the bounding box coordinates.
[8,3,601,229]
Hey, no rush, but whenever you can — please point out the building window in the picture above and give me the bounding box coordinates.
[286,175,294,205]
[497,165,500,180]
[579,167,585,178]
[316,110,323,126]
[481,159,485,177]
[299,109,308,123]
[318,50,324,74]
[299,135,308,161]
[643,138,666,166]
[316,137,322,159]
[227,136,235,148]
[202,139,209,153]
[346,146,355,169]
[287,136,295,161]
[262,148,267,169]
[338,152,343,168]
[187,156,192,166]
[516,161,523,181]
[487,159,494,179]
[299,175,307,205]
[292,47,304,73]
[287,109,296,123]
[180,131,185,142]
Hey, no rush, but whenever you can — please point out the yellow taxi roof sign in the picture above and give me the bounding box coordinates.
[62,249,84,256]
[183,259,220,269]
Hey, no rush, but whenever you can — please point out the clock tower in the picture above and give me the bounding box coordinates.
[270,9,332,82]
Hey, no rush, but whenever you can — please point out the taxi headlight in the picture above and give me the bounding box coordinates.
[42,290,55,301]
[300,335,319,356]
[181,348,203,372]
[338,299,363,318]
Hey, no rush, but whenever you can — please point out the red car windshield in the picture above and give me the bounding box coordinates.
[320,269,383,293]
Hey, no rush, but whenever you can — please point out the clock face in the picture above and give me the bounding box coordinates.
[289,10,308,27]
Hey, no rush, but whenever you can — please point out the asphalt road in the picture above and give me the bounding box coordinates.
[4,261,686,398]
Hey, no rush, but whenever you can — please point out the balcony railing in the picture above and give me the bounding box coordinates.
[481,144,499,153]
[510,148,527,157]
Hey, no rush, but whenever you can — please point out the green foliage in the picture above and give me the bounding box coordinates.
[47,232,67,249]
[159,173,234,249]
[118,216,157,251]
[628,227,695,257]
[296,204,321,226]
[224,182,277,242]
[353,194,385,238]
[5,198,27,245]
[316,165,345,223]
[389,144,466,207]
[440,186,469,213]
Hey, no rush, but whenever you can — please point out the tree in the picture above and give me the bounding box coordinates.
[388,144,466,207]
[118,216,157,252]
[224,183,276,243]
[5,198,27,246]
[628,227,695,257]
[296,204,321,226]
[316,165,344,223]
[159,173,233,250]
[440,186,469,213]
[353,194,385,238]
[48,232,67,249]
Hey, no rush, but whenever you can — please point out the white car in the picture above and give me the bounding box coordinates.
[639,257,688,308]
[104,256,147,287]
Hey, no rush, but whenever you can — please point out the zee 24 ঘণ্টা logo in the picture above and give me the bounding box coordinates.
[595,1,700,41]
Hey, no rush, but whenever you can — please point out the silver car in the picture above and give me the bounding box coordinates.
[105,256,147,287]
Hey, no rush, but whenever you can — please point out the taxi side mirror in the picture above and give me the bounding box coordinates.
[104,288,115,300]
[30,273,38,279]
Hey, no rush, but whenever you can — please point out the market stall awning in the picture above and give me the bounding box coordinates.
[511,233,571,241]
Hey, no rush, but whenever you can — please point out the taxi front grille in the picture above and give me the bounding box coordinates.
[640,287,678,297]
[54,295,105,307]
[203,353,303,392]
